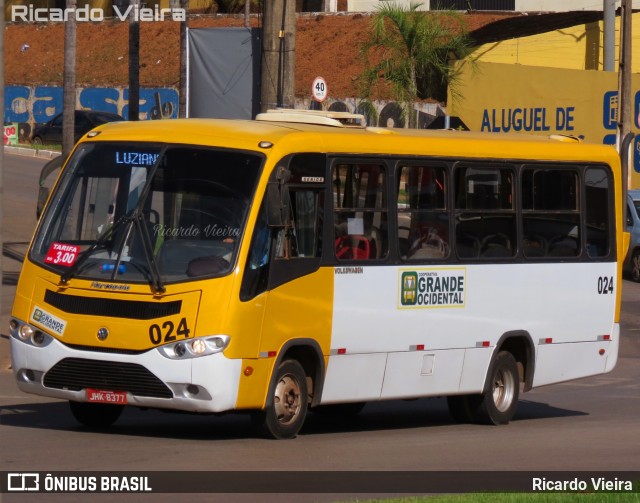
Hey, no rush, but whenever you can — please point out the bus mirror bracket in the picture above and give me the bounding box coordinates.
[620,132,634,225]
[37,187,50,220]
[267,166,291,228]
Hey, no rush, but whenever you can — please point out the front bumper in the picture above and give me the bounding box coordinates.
[10,326,242,414]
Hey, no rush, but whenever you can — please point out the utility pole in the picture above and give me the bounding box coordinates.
[62,0,77,156]
[129,0,140,121]
[179,0,189,118]
[260,0,296,113]
[617,0,633,191]
[603,0,615,71]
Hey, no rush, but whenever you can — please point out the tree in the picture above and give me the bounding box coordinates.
[179,0,189,118]
[260,0,295,112]
[359,2,472,126]
[128,0,140,121]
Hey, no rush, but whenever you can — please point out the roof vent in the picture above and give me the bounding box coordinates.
[255,109,366,128]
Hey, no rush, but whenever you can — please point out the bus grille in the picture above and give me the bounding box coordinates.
[44,290,181,320]
[43,358,173,399]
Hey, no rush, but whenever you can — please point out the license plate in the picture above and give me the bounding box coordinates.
[86,388,127,405]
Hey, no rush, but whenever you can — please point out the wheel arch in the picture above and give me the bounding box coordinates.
[482,330,536,394]
[267,339,326,408]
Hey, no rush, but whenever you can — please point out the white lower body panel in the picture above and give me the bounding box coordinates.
[10,333,242,413]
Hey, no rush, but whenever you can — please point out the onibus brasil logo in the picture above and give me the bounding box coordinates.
[400,269,466,308]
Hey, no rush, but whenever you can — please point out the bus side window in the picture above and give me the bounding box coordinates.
[397,164,449,260]
[274,189,323,259]
[521,168,580,258]
[333,163,388,261]
[240,201,272,300]
[585,167,611,258]
[454,166,516,259]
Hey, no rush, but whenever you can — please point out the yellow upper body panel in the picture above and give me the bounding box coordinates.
[85,117,621,166]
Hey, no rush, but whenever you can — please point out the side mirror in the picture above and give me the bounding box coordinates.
[266,166,291,228]
[36,155,66,219]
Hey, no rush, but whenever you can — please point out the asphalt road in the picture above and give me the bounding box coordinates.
[1,152,639,502]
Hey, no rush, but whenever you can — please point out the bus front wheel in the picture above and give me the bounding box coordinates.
[254,359,309,439]
[69,401,124,428]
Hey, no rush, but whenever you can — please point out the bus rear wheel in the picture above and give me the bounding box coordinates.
[69,401,124,428]
[254,359,308,439]
[475,351,520,425]
[447,351,519,425]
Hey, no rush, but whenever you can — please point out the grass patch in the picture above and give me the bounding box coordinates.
[29,142,62,152]
[345,494,639,503]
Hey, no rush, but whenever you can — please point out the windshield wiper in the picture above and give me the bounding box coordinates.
[120,147,167,294]
[59,214,130,285]
[111,211,165,294]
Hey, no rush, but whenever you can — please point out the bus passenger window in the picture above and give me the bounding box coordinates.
[521,168,580,258]
[585,167,611,258]
[397,165,449,260]
[454,166,516,259]
[333,163,388,261]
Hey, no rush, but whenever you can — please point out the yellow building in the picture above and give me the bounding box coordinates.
[449,12,640,188]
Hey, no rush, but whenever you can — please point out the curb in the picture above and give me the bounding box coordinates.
[3,145,61,159]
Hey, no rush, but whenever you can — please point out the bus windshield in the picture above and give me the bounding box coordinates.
[31,143,263,286]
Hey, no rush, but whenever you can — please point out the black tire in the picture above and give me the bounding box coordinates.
[254,360,308,439]
[472,351,520,425]
[631,249,640,283]
[69,401,124,428]
[313,402,366,416]
[31,136,43,146]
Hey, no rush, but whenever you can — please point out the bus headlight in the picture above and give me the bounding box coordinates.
[157,335,231,360]
[191,339,207,355]
[10,319,53,347]
[18,324,34,340]
[174,343,187,357]
[32,331,46,346]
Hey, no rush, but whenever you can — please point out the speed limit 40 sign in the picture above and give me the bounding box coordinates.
[312,77,328,103]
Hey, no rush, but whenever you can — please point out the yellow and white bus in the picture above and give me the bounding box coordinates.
[10,110,628,439]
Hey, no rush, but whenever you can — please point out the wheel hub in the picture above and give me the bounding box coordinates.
[273,375,301,425]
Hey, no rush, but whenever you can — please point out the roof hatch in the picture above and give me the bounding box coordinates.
[255,109,366,128]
